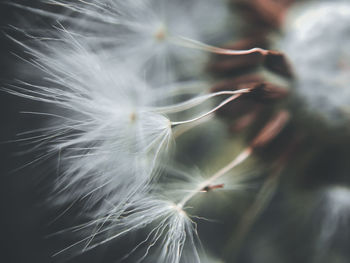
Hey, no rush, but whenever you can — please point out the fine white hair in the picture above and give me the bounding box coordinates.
[280,1,350,125]
[17,0,233,84]
[8,32,174,214]
[54,193,201,263]
[7,1,252,262]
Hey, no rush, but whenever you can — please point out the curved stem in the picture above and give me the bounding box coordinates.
[171,36,269,56]
[176,110,290,208]
[173,115,214,139]
[171,93,242,127]
[152,89,249,114]
[177,148,252,208]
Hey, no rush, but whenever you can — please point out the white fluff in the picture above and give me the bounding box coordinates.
[9,33,175,213]
[319,186,350,243]
[29,0,233,84]
[8,1,249,262]
[55,194,201,263]
[9,29,246,216]
[311,186,350,262]
[280,1,350,125]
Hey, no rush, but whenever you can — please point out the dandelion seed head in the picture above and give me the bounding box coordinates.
[43,0,233,84]
[10,1,261,262]
[70,195,200,263]
[279,1,350,125]
[13,34,175,213]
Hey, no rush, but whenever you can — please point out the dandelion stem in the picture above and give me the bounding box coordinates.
[173,115,214,139]
[153,89,249,114]
[171,36,270,56]
[171,93,243,127]
[177,148,252,208]
[176,111,290,208]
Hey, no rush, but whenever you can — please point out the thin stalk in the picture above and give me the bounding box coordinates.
[153,89,249,114]
[177,148,252,208]
[173,115,214,139]
[171,93,242,127]
[176,110,290,208]
[228,166,281,259]
[171,36,269,56]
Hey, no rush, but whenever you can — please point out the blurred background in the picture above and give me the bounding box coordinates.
[0,2,53,262]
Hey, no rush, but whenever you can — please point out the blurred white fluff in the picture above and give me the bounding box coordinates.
[319,186,350,243]
[30,0,233,84]
[280,1,350,124]
[307,185,350,262]
[310,186,350,263]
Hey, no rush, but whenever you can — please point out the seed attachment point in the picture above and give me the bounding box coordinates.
[154,25,168,42]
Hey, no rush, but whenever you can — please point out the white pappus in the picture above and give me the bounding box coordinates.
[54,193,201,263]
[6,0,260,262]
[279,1,350,125]
[16,0,234,85]
[8,22,249,216]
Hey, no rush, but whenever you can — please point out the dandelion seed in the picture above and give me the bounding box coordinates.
[14,0,273,85]
[7,34,173,211]
[16,0,232,84]
[6,1,296,262]
[55,194,201,263]
[8,26,253,216]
